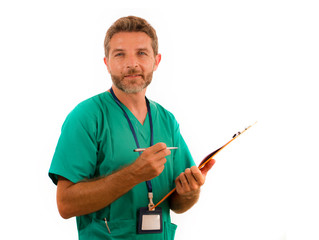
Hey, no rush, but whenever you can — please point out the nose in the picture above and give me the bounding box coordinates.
[125,54,138,69]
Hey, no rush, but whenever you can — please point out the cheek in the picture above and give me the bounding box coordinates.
[109,63,124,75]
[143,61,156,72]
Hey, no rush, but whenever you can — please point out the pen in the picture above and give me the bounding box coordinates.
[133,147,178,152]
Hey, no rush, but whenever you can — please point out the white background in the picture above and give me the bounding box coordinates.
[1,1,319,239]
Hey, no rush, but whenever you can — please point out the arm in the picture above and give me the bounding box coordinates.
[170,159,215,214]
[57,143,171,219]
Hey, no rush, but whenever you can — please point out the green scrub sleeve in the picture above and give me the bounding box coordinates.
[49,103,98,185]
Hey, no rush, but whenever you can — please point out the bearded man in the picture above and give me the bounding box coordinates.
[49,16,214,240]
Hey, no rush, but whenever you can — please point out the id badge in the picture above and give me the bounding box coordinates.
[137,207,163,234]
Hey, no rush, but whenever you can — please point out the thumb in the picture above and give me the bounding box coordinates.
[199,159,216,177]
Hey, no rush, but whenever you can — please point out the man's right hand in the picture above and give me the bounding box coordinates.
[56,143,171,219]
[130,142,171,182]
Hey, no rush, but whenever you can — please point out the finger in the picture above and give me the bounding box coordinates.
[183,168,193,184]
[142,143,170,159]
[177,172,191,192]
[190,166,205,186]
[175,176,183,194]
[183,167,202,190]
[154,156,167,168]
[200,159,216,177]
[150,142,167,153]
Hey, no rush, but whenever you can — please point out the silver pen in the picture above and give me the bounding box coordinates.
[133,147,178,152]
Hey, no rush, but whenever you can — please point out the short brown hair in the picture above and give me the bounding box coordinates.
[104,16,158,58]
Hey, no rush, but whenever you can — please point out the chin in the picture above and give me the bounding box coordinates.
[117,81,151,94]
[121,86,146,94]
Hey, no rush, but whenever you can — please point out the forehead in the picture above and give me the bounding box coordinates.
[109,32,153,51]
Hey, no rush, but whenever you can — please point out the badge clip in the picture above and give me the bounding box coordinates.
[148,192,155,211]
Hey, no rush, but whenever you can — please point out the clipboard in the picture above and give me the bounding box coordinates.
[150,122,257,210]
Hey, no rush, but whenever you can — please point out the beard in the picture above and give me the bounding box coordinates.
[111,68,153,94]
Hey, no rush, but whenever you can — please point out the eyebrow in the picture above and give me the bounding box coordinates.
[111,48,124,54]
[136,48,150,52]
[111,48,151,54]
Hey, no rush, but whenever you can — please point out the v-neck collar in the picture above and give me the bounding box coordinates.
[107,91,149,126]
[119,101,149,127]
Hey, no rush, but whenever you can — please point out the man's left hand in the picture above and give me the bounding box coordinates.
[175,159,216,199]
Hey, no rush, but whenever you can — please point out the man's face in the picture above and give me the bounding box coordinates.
[104,32,161,94]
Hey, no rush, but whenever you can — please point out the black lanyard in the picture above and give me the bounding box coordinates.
[110,88,153,193]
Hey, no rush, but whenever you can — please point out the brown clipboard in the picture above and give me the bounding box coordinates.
[150,122,257,210]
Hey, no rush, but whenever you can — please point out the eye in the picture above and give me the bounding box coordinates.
[138,51,147,56]
[114,52,124,57]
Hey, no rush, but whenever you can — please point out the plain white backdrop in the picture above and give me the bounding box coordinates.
[1,0,318,239]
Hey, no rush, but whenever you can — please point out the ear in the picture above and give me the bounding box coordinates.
[153,54,161,71]
[104,57,111,74]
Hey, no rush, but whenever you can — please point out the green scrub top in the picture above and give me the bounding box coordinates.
[49,91,195,240]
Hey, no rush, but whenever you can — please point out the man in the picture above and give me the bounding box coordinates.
[49,16,214,239]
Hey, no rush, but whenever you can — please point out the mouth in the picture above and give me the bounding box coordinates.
[124,74,143,79]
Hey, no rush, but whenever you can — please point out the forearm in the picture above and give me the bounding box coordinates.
[57,164,140,219]
[169,189,200,214]
[57,143,170,219]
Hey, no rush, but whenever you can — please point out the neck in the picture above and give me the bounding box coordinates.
[111,85,148,124]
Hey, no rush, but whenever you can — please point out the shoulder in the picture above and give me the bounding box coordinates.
[74,92,108,113]
[69,92,110,116]
[149,99,179,128]
[63,92,110,126]
[149,100,175,118]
